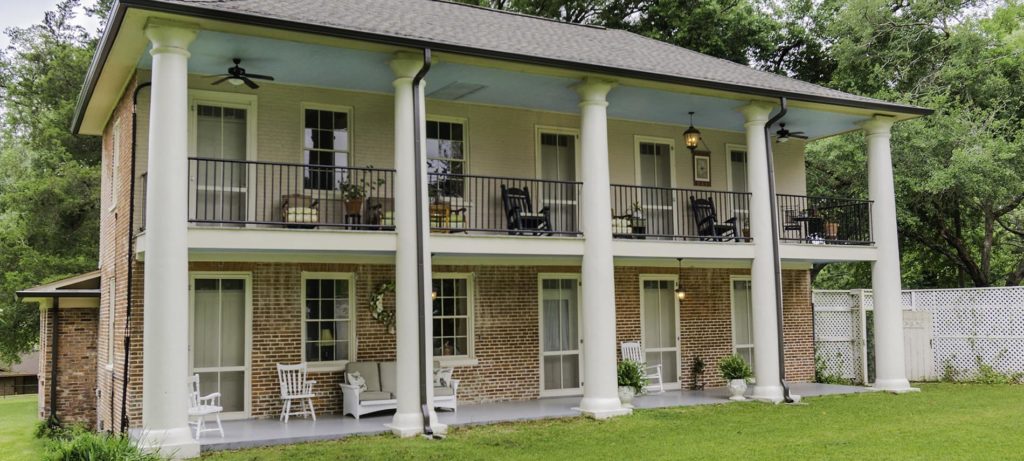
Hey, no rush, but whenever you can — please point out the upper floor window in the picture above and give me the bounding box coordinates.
[432,275,472,358]
[303,108,350,190]
[302,274,354,364]
[426,119,466,197]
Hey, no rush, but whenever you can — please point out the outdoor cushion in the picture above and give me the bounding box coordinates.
[379,362,398,395]
[284,208,318,223]
[433,387,454,397]
[359,391,393,403]
[611,218,632,234]
[345,362,381,392]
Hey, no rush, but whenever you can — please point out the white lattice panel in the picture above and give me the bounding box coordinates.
[812,291,863,381]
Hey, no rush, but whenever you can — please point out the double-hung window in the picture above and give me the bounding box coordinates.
[302,274,354,364]
[432,275,472,357]
[303,107,350,190]
[426,119,466,197]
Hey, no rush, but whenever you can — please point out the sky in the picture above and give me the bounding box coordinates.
[0,0,102,49]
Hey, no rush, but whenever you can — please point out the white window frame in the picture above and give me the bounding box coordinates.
[537,273,583,397]
[187,271,254,420]
[187,90,259,224]
[299,103,354,178]
[633,135,677,188]
[724,144,747,193]
[300,272,357,371]
[534,125,580,181]
[729,275,755,372]
[108,118,121,212]
[432,272,475,361]
[638,274,682,390]
[426,115,470,186]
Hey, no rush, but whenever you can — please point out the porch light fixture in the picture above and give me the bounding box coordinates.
[675,257,687,300]
[683,112,702,152]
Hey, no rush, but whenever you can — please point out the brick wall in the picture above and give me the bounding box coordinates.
[39,307,99,427]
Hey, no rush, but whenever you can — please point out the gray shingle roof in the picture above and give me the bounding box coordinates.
[118,0,929,115]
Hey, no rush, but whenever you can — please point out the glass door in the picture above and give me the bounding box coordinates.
[731,277,755,369]
[191,102,250,226]
[539,277,582,396]
[538,130,579,232]
[636,139,676,238]
[728,149,751,236]
[191,275,250,418]
[641,279,680,387]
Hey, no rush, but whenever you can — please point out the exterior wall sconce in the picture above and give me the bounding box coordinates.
[675,257,687,300]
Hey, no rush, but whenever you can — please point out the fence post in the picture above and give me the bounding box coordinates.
[850,289,870,384]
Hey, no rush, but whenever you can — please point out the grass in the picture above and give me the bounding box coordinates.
[204,384,1024,461]
[0,394,45,461]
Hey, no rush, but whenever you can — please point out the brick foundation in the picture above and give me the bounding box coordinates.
[39,307,99,427]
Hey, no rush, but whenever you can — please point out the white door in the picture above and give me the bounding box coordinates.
[537,130,579,232]
[539,277,582,396]
[190,275,251,418]
[191,100,251,226]
[903,310,934,381]
[641,278,680,387]
[731,277,755,369]
[635,138,676,237]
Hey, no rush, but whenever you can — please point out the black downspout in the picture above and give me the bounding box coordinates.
[764,97,794,403]
[411,48,436,438]
[48,297,60,424]
[119,81,151,433]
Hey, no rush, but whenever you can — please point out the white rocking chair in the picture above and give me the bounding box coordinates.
[620,341,664,393]
[187,374,224,439]
[277,363,317,422]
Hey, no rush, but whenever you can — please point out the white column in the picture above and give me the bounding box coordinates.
[863,116,915,392]
[739,101,784,403]
[577,78,630,419]
[140,20,199,459]
[388,53,442,436]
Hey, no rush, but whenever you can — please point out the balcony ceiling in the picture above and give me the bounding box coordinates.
[138,30,869,139]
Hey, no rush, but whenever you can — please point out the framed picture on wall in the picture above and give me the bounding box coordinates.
[693,151,711,187]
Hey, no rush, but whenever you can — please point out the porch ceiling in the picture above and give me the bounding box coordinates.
[138,30,870,139]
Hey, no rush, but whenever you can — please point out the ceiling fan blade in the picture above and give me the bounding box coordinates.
[242,77,259,89]
[211,76,231,85]
[792,134,809,139]
[244,73,275,81]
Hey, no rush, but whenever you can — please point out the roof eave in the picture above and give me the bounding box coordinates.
[72,0,932,133]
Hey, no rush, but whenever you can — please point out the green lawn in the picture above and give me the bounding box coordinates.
[0,395,44,461]
[204,384,1024,461]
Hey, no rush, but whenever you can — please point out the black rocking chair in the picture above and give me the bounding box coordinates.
[689,196,740,241]
[501,185,552,235]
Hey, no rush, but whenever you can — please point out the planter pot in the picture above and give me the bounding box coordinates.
[727,379,748,401]
[344,198,364,215]
[618,386,636,405]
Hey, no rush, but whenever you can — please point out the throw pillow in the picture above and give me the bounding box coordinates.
[346,372,366,392]
[433,367,454,388]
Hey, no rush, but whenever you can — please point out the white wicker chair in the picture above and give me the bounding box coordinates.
[187,374,224,439]
[277,363,317,422]
[620,341,664,393]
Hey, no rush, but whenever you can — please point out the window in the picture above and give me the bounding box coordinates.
[538,132,576,181]
[728,150,748,193]
[426,119,466,197]
[302,275,354,364]
[303,108,349,190]
[432,275,472,357]
[731,277,755,370]
[109,119,121,211]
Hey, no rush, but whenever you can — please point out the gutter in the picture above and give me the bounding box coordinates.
[71,0,931,134]
[764,97,794,404]
[49,298,60,425]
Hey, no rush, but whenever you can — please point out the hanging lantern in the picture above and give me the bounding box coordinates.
[684,111,702,152]
[675,257,687,300]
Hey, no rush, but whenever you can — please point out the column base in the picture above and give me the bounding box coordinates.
[138,427,199,460]
[870,378,919,393]
[575,397,632,419]
[387,412,424,437]
[750,384,785,404]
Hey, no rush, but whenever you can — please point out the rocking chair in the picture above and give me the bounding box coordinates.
[501,185,552,235]
[689,196,739,241]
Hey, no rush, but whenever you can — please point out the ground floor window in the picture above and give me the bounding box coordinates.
[731,277,755,369]
[302,274,354,364]
[432,275,472,357]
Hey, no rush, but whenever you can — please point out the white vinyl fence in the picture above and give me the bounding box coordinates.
[813,287,1024,383]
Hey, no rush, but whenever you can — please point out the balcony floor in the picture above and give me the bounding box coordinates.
[197,383,870,452]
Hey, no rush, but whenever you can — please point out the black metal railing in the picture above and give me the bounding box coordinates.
[610,184,752,241]
[776,194,873,245]
[187,158,395,230]
[427,173,582,236]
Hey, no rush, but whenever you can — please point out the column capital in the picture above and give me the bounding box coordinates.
[738,101,776,125]
[390,52,425,80]
[575,78,617,106]
[861,115,896,137]
[144,19,198,57]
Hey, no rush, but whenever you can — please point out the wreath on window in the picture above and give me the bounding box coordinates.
[369,281,396,334]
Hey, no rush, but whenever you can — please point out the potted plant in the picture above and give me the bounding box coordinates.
[339,168,385,215]
[690,357,706,390]
[617,359,648,405]
[629,201,646,228]
[719,354,752,401]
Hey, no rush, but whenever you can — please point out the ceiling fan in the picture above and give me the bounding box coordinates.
[209,58,274,89]
[775,123,808,143]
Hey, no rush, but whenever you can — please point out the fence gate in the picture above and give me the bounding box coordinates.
[903,310,934,381]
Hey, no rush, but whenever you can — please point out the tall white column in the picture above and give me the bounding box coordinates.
[577,78,630,419]
[739,101,784,403]
[388,53,442,436]
[140,20,199,459]
[863,116,915,392]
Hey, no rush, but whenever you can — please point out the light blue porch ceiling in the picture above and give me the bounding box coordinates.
[137,30,869,139]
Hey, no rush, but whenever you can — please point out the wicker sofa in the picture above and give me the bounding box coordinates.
[339,361,459,419]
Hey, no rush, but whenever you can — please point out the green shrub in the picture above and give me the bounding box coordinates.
[719,355,752,381]
[617,359,649,394]
[44,431,163,461]
[814,352,853,385]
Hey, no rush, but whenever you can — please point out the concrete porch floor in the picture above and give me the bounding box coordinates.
[199,383,870,452]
